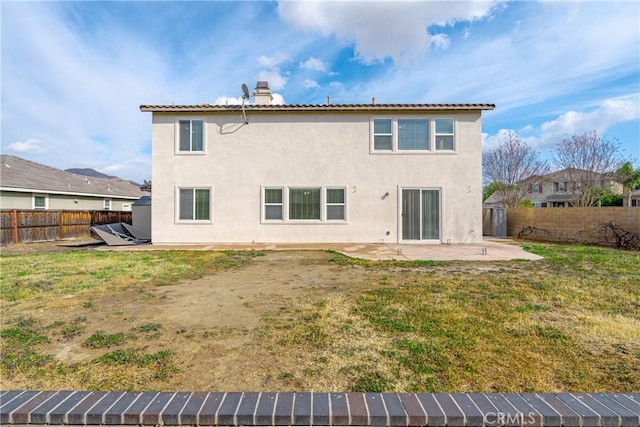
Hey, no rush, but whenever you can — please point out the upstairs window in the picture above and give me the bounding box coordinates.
[373,119,392,150]
[398,119,429,150]
[434,119,454,150]
[371,117,455,152]
[555,182,567,192]
[178,120,204,152]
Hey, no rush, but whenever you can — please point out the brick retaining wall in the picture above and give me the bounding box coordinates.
[1,391,639,427]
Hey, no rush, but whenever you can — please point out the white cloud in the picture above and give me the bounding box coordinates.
[482,129,540,152]
[270,93,286,105]
[256,70,288,91]
[278,1,503,64]
[303,79,320,89]
[100,162,150,184]
[538,96,640,147]
[300,57,333,74]
[257,53,289,68]
[429,34,451,51]
[214,93,286,105]
[520,125,534,134]
[483,95,640,154]
[7,138,47,154]
[214,96,244,105]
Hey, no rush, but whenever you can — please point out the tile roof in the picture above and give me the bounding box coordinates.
[140,103,495,113]
[0,155,146,199]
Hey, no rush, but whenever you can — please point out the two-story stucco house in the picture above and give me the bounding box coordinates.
[140,82,494,245]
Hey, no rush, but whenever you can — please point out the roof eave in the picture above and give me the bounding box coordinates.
[139,104,496,113]
[0,186,143,199]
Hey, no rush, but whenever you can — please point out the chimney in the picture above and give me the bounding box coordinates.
[253,81,273,105]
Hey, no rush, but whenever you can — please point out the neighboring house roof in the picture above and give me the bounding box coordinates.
[0,155,145,199]
[140,103,496,113]
[542,167,604,181]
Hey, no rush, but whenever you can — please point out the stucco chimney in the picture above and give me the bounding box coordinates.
[253,81,273,105]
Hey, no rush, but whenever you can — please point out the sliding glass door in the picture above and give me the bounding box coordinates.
[401,189,440,241]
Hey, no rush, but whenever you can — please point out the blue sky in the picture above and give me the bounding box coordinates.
[1,0,639,184]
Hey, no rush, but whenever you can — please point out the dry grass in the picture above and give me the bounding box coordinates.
[1,243,638,392]
[252,244,640,392]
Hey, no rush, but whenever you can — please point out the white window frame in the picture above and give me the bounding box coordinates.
[264,187,284,220]
[261,186,348,223]
[32,193,48,209]
[175,186,213,223]
[434,118,455,151]
[175,118,206,154]
[370,116,455,153]
[372,118,393,151]
[104,199,111,210]
[325,187,346,221]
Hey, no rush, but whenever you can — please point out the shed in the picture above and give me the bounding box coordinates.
[132,196,151,238]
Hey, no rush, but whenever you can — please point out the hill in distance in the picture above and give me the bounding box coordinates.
[66,168,141,187]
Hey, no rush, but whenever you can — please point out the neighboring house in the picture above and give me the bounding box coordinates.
[484,167,623,207]
[626,189,640,207]
[0,155,146,211]
[140,82,494,245]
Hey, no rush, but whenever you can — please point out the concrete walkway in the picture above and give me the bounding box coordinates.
[101,239,543,261]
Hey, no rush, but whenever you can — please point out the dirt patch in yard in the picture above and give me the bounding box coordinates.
[1,249,382,390]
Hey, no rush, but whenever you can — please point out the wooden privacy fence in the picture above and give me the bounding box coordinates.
[0,210,132,246]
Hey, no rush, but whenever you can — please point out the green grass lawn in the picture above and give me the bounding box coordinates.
[1,243,638,391]
[259,244,640,392]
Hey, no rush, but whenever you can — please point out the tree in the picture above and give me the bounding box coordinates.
[482,182,500,202]
[482,131,548,208]
[616,162,640,207]
[553,131,624,207]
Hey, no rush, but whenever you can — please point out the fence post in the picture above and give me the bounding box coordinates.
[59,211,64,239]
[12,209,19,244]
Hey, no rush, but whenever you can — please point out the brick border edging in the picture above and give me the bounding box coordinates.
[1,391,639,427]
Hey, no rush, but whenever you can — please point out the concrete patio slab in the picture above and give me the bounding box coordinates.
[100,239,543,261]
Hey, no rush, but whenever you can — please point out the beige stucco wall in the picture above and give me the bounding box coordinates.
[151,111,484,244]
[0,191,136,211]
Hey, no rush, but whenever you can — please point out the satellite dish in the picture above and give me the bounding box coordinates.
[241,83,250,124]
